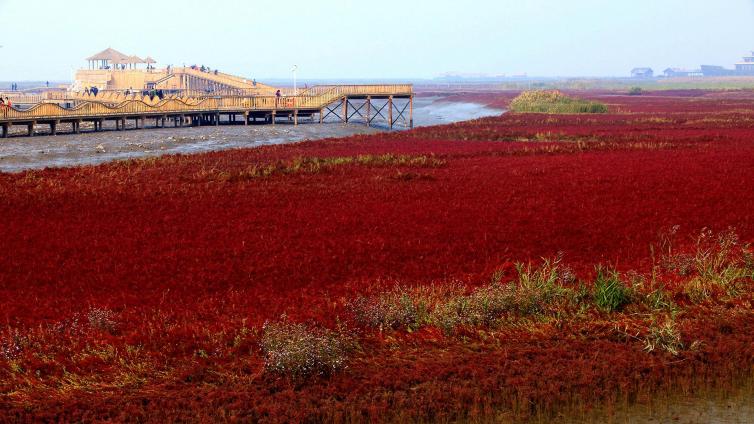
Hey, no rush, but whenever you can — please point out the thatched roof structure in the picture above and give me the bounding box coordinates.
[144,56,157,64]
[86,48,129,62]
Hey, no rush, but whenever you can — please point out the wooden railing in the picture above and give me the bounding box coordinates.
[0,85,413,122]
[173,67,259,89]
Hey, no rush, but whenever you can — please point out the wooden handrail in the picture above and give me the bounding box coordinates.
[0,84,413,122]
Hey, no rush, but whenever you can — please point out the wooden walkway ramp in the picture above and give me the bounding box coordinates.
[0,84,413,138]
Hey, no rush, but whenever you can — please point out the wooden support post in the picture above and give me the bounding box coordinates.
[366,97,371,127]
[27,122,35,137]
[73,120,81,134]
[179,115,185,127]
[343,97,348,123]
[271,112,276,125]
[244,112,249,126]
[388,96,393,129]
[409,96,414,128]
[319,109,323,124]
[2,123,9,138]
[51,120,58,136]
[294,110,298,126]
[162,116,166,128]
[121,118,126,131]
[215,113,220,126]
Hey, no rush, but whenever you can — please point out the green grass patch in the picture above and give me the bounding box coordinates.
[510,90,608,114]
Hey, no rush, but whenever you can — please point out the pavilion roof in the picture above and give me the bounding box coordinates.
[86,48,130,61]
[144,56,157,64]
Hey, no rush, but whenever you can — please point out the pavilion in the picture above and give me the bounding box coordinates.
[85,48,155,70]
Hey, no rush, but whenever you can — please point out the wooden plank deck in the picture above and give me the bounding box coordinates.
[0,84,414,137]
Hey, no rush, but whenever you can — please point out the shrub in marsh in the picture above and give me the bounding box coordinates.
[434,258,573,333]
[683,228,754,301]
[509,90,608,114]
[87,307,119,334]
[349,285,462,332]
[628,87,643,96]
[0,330,26,361]
[260,320,354,380]
[593,267,633,313]
[644,318,684,356]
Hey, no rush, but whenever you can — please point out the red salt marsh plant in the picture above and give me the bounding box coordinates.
[2,91,754,421]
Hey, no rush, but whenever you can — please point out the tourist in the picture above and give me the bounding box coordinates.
[91,87,99,97]
[84,87,90,96]
[46,81,49,88]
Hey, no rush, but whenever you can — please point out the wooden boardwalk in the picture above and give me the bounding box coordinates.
[0,84,413,138]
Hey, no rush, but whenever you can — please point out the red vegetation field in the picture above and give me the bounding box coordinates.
[1,90,754,422]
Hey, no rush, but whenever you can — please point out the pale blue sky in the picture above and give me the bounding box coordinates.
[1,0,753,81]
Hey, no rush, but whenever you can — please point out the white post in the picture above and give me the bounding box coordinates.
[292,65,298,96]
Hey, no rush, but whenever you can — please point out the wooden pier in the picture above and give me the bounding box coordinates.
[0,85,413,138]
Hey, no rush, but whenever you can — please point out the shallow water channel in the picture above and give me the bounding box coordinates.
[556,379,754,424]
[0,96,502,173]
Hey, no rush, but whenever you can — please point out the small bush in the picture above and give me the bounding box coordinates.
[593,267,633,312]
[349,285,462,332]
[683,228,753,301]
[510,90,608,114]
[0,331,26,361]
[87,307,119,333]
[644,319,684,356]
[261,321,354,380]
[628,87,643,96]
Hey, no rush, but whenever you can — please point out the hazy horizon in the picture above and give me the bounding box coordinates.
[1,0,754,82]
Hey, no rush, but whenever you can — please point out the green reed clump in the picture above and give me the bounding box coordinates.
[684,229,752,301]
[593,267,634,313]
[510,90,608,114]
[352,258,577,335]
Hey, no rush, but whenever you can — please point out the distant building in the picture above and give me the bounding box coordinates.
[631,68,654,78]
[700,65,736,77]
[663,68,703,78]
[735,51,754,75]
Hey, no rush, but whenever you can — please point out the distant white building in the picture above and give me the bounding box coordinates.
[735,52,754,74]
[631,68,654,78]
